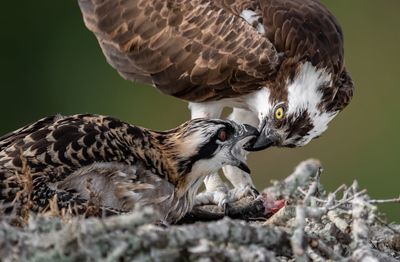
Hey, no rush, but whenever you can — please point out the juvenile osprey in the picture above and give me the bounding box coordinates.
[77,0,354,205]
[0,114,258,223]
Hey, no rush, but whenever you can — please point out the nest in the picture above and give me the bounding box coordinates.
[0,159,399,261]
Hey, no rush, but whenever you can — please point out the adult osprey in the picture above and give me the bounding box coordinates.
[77,0,354,205]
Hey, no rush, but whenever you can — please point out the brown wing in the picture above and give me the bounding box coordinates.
[260,0,345,74]
[77,0,280,102]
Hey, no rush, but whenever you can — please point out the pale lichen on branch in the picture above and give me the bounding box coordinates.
[0,159,399,261]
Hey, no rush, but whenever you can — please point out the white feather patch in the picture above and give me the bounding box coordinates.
[240,10,265,34]
[188,88,271,129]
[286,62,337,145]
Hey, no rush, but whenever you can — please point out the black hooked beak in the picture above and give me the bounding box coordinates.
[242,124,260,138]
[231,124,259,174]
[237,162,251,175]
[244,119,279,152]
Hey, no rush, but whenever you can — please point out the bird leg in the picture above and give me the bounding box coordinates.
[194,173,229,207]
[220,108,260,203]
[190,103,260,207]
[189,102,232,207]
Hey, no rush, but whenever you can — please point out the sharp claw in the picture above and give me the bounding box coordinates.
[218,198,227,208]
[155,219,169,228]
[250,186,260,197]
[223,202,231,216]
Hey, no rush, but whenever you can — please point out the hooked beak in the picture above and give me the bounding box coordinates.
[237,162,251,174]
[244,119,279,152]
[229,124,259,174]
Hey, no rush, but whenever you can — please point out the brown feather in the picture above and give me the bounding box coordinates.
[0,115,253,222]
[77,0,280,102]
[260,0,344,74]
[77,0,353,110]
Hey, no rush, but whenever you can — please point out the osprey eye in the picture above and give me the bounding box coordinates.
[275,107,285,120]
[217,129,228,142]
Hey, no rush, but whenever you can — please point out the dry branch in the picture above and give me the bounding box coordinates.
[0,159,399,261]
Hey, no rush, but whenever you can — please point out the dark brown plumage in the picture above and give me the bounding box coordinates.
[0,114,258,223]
[77,0,352,109]
[78,0,280,102]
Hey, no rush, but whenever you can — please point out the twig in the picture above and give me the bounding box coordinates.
[324,193,336,208]
[263,205,295,226]
[369,196,400,204]
[297,188,327,204]
[303,181,319,205]
[329,189,367,210]
[351,196,378,262]
[332,184,347,196]
[374,216,400,234]
[327,210,350,234]
[264,159,322,199]
[290,172,323,261]
[308,237,344,260]
[291,206,307,260]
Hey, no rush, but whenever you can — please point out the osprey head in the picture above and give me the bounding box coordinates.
[247,62,353,151]
[166,119,259,178]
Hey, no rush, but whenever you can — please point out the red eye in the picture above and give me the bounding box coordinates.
[218,129,228,141]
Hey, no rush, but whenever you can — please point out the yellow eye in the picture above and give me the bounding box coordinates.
[275,107,285,120]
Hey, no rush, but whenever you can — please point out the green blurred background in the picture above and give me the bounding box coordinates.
[0,1,398,221]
